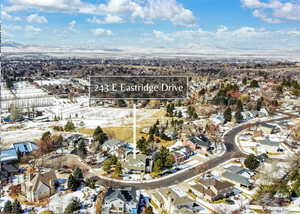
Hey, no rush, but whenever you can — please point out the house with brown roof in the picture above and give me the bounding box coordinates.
[21,170,57,201]
[190,178,234,202]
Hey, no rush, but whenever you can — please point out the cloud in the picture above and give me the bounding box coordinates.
[1,10,21,21]
[5,0,197,27]
[241,0,300,23]
[68,20,79,33]
[286,30,300,36]
[91,28,113,36]
[26,14,48,24]
[3,24,23,31]
[2,24,23,39]
[87,14,123,24]
[241,0,268,8]
[153,30,173,41]
[139,0,197,27]
[25,25,41,34]
[146,26,300,51]
[252,9,281,24]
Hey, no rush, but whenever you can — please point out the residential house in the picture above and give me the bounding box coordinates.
[256,153,268,163]
[258,138,282,153]
[101,187,140,214]
[66,134,89,150]
[102,139,125,154]
[150,188,202,214]
[190,178,234,202]
[122,154,152,174]
[12,141,38,155]
[66,134,83,145]
[209,114,225,125]
[0,163,19,185]
[259,123,280,134]
[171,146,193,165]
[21,170,57,201]
[0,170,9,185]
[164,127,178,140]
[222,166,253,188]
[115,145,132,160]
[241,111,256,121]
[0,148,18,164]
[0,142,39,164]
[183,135,211,152]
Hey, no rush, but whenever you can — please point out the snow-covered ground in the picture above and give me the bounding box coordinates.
[1,81,56,110]
[44,187,97,214]
[34,79,71,86]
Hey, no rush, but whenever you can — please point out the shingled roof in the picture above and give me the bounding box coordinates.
[27,170,56,193]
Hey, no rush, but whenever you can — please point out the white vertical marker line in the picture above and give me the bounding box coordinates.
[133,103,137,160]
[88,76,91,107]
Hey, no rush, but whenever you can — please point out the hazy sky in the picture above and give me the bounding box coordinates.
[2,0,300,51]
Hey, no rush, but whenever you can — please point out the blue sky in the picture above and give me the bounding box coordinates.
[1,0,300,51]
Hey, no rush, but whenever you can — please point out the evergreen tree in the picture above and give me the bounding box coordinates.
[223,107,232,123]
[93,126,103,137]
[64,199,80,214]
[244,154,260,171]
[235,110,244,123]
[114,162,122,177]
[256,98,263,111]
[77,140,87,156]
[155,119,160,126]
[171,118,175,127]
[3,200,12,213]
[136,137,148,154]
[147,134,154,143]
[250,80,259,88]
[41,131,51,141]
[73,167,83,181]
[93,126,108,146]
[165,154,175,168]
[110,155,118,165]
[85,178,96,189]
[153,159,163,173]
[64,121,75,131]
[67,174,79,191]
[154,127,160,137]
[178,111,183,118]
[193,112,198,119]
[166,103,175,117]
[236,100,243,112]
[103,159,112,173]
[11,199,22,214]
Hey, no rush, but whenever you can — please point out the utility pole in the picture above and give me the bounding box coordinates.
[0,15,3,197]
[133,103,137,159]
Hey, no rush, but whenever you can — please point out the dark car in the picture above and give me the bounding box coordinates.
[225,199,235,205]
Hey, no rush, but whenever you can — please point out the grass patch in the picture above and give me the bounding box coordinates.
[78,128,94,136]
[40,211,54,214]
[150,200,159,209]
[7,125,24,130]
[212,199,225,204]
[150,171,161,178]
[187,192,197,200]
[251,209,271,214]
[268,152,281,156]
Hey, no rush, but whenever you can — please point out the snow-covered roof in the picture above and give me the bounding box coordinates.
[0,148,18,163]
